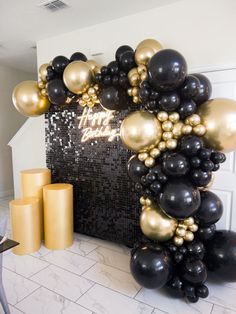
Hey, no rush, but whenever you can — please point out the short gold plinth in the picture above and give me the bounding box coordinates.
[21,168,51,238]
[43,183,73,250]
[10,197,41,255]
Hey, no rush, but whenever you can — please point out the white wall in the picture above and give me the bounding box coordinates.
[0,64,35,197]
[37,0,236,71]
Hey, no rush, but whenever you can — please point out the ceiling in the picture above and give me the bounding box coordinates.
[0,0,181,74]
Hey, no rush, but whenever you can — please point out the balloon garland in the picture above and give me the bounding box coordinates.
[12,39,236,303]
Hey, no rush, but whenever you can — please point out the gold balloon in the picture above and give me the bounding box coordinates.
[86,59,101,75]
[120,111,162,152]
[63,61,92,95]
[198,98,236,152]
[140,204,177,242]
[135,39,163,65]
[39,63,49,82]
[12,81,50,117]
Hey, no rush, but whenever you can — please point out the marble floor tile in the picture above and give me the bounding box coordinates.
[82,262,140,297]
[3,252,49,277]
[30,244,51,258]
[135,288,213,314]
[66,238,98,256]
[77,284,153,314]
[31,264,94,302]
[87,246,131,273]
[86,237,131,255]
[206,281,236,311]
[15,287,92,314]
[152,309,168,314]
[212,305,236,314]
[41,249,96,275]
[2,268,39,305]
[0,304,24,314]
[74,232,94,242]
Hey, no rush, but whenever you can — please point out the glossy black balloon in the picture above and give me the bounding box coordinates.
[196,285,209,298]
[70,52,87,62]
[178,99,197,120]
[108,61,120,75]
[162,153,189,176]
[46,66,57,81]
[211,151,226,164]
[99,86,129,110]
[148,49,187,92]
[130,243,173,289]
[187,241,205,260]
[169,276,183,291]
[47,79,67,105]
[158,92,180,112]
[127,156,148,183]
[196,191,223,226]
[205,230,236,282]
[198,224,216,241]
[179,135,203,157]
[192,73,212,105]
[190,169,212,187]
[52,55,69,74]
[181,259,207,285]
[119,51,135,72]
[115,45,133,62]
[190,156,201,168]
[159,178,200,219]
[180,75,200,100]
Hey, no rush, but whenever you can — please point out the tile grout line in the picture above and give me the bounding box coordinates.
[13,285,42,310]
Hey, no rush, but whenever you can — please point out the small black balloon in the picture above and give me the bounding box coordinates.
[196,285,209,298]
[119,51,136,72]
[178,99,197,120]
[211,151,226,164]
[108,61,120,74]
[150,181,162,195]
[130,243,173,289]
[115,45,133,62]
[179,135,203,157]
[190,169,212,187]
[187,241,205,260]
[139,87,150,101]
[192,73,212,105]
[198,148,212,160]
[70,52,87,62]
[198,224,216,241]
[182,259,207,285]
[52,55,69,74]
[159,178,200,219]
[205,230,236,282]
[190,156,201,168]
[148,49,187,92]
[127,156,148,183]
[158,92,180,112]
[180,75,200,100]
[162,153,189,177]
[100,86,129,110]
[169,276,183,291]
[46,66,57,81]
[201,160,214,172]
[47,79,67,105]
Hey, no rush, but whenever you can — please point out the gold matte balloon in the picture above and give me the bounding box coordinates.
[63,61,92,95]
[198,98,236,152]
[12,81,50,117]
[120,111,162,152]
[135,39,163,65]
[140,204,177,241]
[86,59,101,75]
[39,63,49,82]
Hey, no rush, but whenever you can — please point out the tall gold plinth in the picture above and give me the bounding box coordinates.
[10,197,41,255]
[43,183,73,250]
[21,168,51,238]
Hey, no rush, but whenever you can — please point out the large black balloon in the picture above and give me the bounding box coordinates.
[205,230,236,282]
[119,51,135,72]
[181,259,207,285]
[179,135,203,157]
[115,45,133,62]
[180,75,200,100]
[159,178,200,219]
[192,73,212,105]
[158,92,180,112]
[70,52,87,62]
[195,191,223,226]
[162,153,189,177]
[47,79,67,105]
[178,100,197,120]
[52,55,69,74]
[130,243,172,289]
[127,156,148,183]
[100,86,129,111]
[148,49,187,92]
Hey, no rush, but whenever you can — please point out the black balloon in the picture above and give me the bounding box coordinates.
[119,51,136,72]
[178,99,197,120]
[100,86,129,110]
[180,75,200,100]
[115,45,133,62]
[192,73,212,105]
[181,259,207,285]
[46,66,57,81]
[162,153,189,177]
[130,243,172,289]
[195,191,223,226]
[179,135,203,157]
[190,169,212,187]
[158,92,180,112]
[198,224,216,241]
[52,55,69,74]
[148,49,187,92]
[187,241,205,260]
[70,52,87,62]
[196,285,209,298]
[205,230,236,282]
[159,178,200,219]
[127,156,148,183]
[47,79,67,105]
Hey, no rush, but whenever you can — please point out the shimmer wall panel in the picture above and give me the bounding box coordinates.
[45,104,141,246]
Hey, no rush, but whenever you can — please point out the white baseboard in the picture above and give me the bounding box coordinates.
[0,189,14,198]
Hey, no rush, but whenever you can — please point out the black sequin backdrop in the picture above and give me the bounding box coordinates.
[45,103,142,246]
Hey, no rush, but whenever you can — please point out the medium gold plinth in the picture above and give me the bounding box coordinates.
[21,168,51,238]
[43,183,73,250]
[10,197,41,255]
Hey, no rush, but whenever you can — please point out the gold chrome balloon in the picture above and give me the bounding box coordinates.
[39,63,49,82]
[12,81,50,117]
[135,39,162,65]
[63,61,92,95]
[136,39,163,51]
[198,98,236,152]
[120,111,162,152]
[86,59,101,75]
[140,204,177,242]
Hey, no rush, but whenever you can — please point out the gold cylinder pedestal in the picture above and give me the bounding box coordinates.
[10,197,41,255]
[43,183,73,250]
[21,168,51,238]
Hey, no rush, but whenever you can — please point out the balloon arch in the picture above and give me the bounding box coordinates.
[12,39,236,303]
